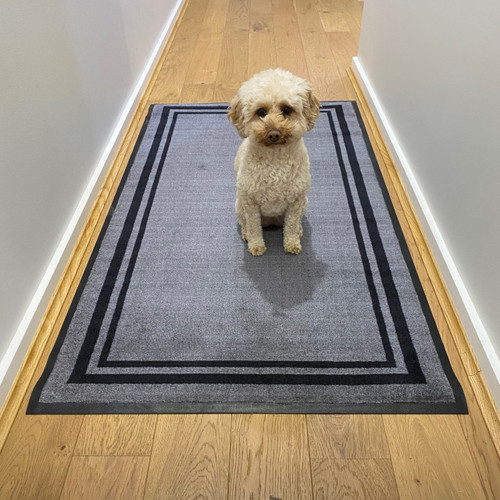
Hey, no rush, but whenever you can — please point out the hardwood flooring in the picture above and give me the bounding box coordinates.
[0,0,498,498]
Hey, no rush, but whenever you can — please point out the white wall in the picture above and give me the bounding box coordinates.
[0,0,181,403]
[356,1,500,397]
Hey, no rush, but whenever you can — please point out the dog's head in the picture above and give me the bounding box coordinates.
[228,69,320,146]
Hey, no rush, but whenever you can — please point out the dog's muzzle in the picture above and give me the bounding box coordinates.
[268,129,281,143]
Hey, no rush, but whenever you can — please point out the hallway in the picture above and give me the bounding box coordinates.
[0,0,498,498]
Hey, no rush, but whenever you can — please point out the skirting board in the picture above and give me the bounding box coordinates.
[351,56,500,407]
[0,0,186,412]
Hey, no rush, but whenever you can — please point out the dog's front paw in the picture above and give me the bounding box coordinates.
[248,241,266,256]
[284,239,302,254]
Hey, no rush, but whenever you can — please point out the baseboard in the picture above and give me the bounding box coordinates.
[0,0,186,413]
[351,56,500,408]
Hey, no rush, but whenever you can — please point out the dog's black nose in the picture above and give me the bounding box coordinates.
[268,130,281,142]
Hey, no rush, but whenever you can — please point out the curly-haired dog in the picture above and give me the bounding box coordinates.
[228,68,320,256]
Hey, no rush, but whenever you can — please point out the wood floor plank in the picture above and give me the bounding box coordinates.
[182,0,230,88]
[144,414,230,500]
[312,458,400,499]
[149,0,209,103]
[180,0,231,103]
[60,456,149,500]
[228,414,313,499]
[248,0,277,75]
[307,415,390,459]
[181,82,216,103]
[0,415,82,500]
[326,30,359,95]
[384,414,486,499]
[326,31,358,71]
[459,376,500,499]
[318,0,362,38]
[214,0,250,102]
[294,0,346,100]
[74,415,157,456]
[340,0,364,30]
[467,372,500,452]
[271,0,310,80]
[319,11,351,33]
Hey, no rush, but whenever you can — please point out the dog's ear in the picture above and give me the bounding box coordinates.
[228,96,247,138]
[303,90,320,131]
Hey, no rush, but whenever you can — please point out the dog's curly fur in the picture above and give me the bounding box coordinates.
[228,68,320,256]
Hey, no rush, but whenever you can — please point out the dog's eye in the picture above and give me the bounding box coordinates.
[282,106,293,116]
[256,108,267,118]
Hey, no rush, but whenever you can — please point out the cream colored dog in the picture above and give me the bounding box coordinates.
[228,68,319,256]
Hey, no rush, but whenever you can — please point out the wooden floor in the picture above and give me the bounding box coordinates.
[1,0,499,498]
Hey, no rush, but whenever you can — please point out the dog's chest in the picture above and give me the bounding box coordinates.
[238,142,311,213]
[251,160,309,214]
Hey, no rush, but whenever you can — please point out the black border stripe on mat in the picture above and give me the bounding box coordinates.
[94,108,398,371]
[327,110,395,368]
[68,106,171,382]
[97,112,180,368]
[331,107,424,382]
[65,105,425,384]
[71,107,413,376]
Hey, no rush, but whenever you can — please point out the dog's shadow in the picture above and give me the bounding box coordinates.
[242,217,328,311]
